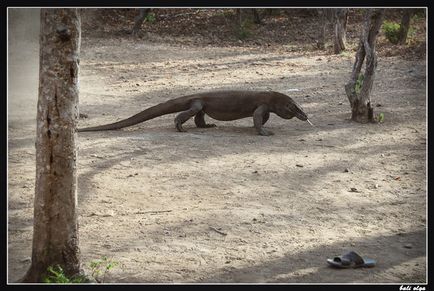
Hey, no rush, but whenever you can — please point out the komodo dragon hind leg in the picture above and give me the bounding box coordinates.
[174,100,203,132]
[194,111,216,128]
[262,111,270,125]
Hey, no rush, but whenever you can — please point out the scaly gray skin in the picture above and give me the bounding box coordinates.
[78,90,309,136]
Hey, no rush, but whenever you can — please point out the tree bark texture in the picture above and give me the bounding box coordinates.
[317,8,348,54]
[317,8,331,50]
[251,9,261,24]
[21,8,81,282]
[235,8,242,27]
[333,8,348,54]
[398,9,415,45]
[131,8,151,36]
[233,9,262,27]
[345,9,385,123]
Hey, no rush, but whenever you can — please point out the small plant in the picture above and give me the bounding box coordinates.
[339,50,353,58]
[43,265,88,283]
[355,73,364,94]
[412,9,426,20]
[378,112,385,123]
[43,257,121,284]
[382,20,401,44]
[236,19,253,40]
[145,12,156,23]
[405,26,417,45]
[89,256,120,283]
[221,10,234,18]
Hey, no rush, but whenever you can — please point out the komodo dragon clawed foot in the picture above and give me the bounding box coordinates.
[175,120,187,132]
[258,128,275,136]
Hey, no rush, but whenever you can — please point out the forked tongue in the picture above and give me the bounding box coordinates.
[307,119,315,127]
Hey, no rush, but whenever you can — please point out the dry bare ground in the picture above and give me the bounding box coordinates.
[8,8,426,283]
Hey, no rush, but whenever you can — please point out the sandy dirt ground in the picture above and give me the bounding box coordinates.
[8,9,426,283]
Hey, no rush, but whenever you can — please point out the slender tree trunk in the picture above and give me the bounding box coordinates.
[236,9,262,27]
[21,8,81,282]
[317,9,327,50]
[131,8,151,36]
[344,9,385,123]
[235,8,242,27]
[265,9,274,16]
[398,9,415,45]
[251,9,261,24]
[333,8,348,54]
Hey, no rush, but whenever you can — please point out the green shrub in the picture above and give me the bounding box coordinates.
[43,265,88,283]
[43,256,120,284]
[382,20,401,44]
[89,256,120,283]
[145,12,156,23]
[355,73,364,94]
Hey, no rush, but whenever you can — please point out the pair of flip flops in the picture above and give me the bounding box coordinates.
[327,251,376,268]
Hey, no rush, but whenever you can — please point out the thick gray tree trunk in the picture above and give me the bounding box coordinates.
[21,8,81,282]
[345,9,385,123]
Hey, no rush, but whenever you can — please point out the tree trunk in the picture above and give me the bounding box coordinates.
[265,9,274,16]
[344,9,385,123]
[235,8,242,27]
[251,9,261,24]
[317,9,327,49]
[398,9,415,45]
[21,8,81,282]
[131,8,151,36]
[333,8,348,54]
[317,9,336,50]
[317,8,349,53]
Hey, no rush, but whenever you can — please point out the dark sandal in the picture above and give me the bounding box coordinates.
[327,251,376,268]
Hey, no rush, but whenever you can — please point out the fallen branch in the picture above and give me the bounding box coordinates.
[313,144,336,148]
[209,226,227,236]
[135,210,172,215]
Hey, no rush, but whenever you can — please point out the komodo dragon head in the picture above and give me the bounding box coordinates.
[273,93,309,121]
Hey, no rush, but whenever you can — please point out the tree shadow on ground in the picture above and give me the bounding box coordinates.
[196,229,426,283]
[75,132,426,283]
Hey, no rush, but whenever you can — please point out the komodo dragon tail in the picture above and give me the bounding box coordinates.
[78,99,184,132]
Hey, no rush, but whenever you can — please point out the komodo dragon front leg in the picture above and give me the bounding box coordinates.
[253,105,274,136]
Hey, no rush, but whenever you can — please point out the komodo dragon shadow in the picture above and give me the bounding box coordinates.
[78,90,313,136]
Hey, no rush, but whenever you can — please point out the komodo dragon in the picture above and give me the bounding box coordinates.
[78,90,313,136]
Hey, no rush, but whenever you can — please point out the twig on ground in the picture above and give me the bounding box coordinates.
[135,210,172,215]
[209,226,227,236]
[313,144,336,148]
